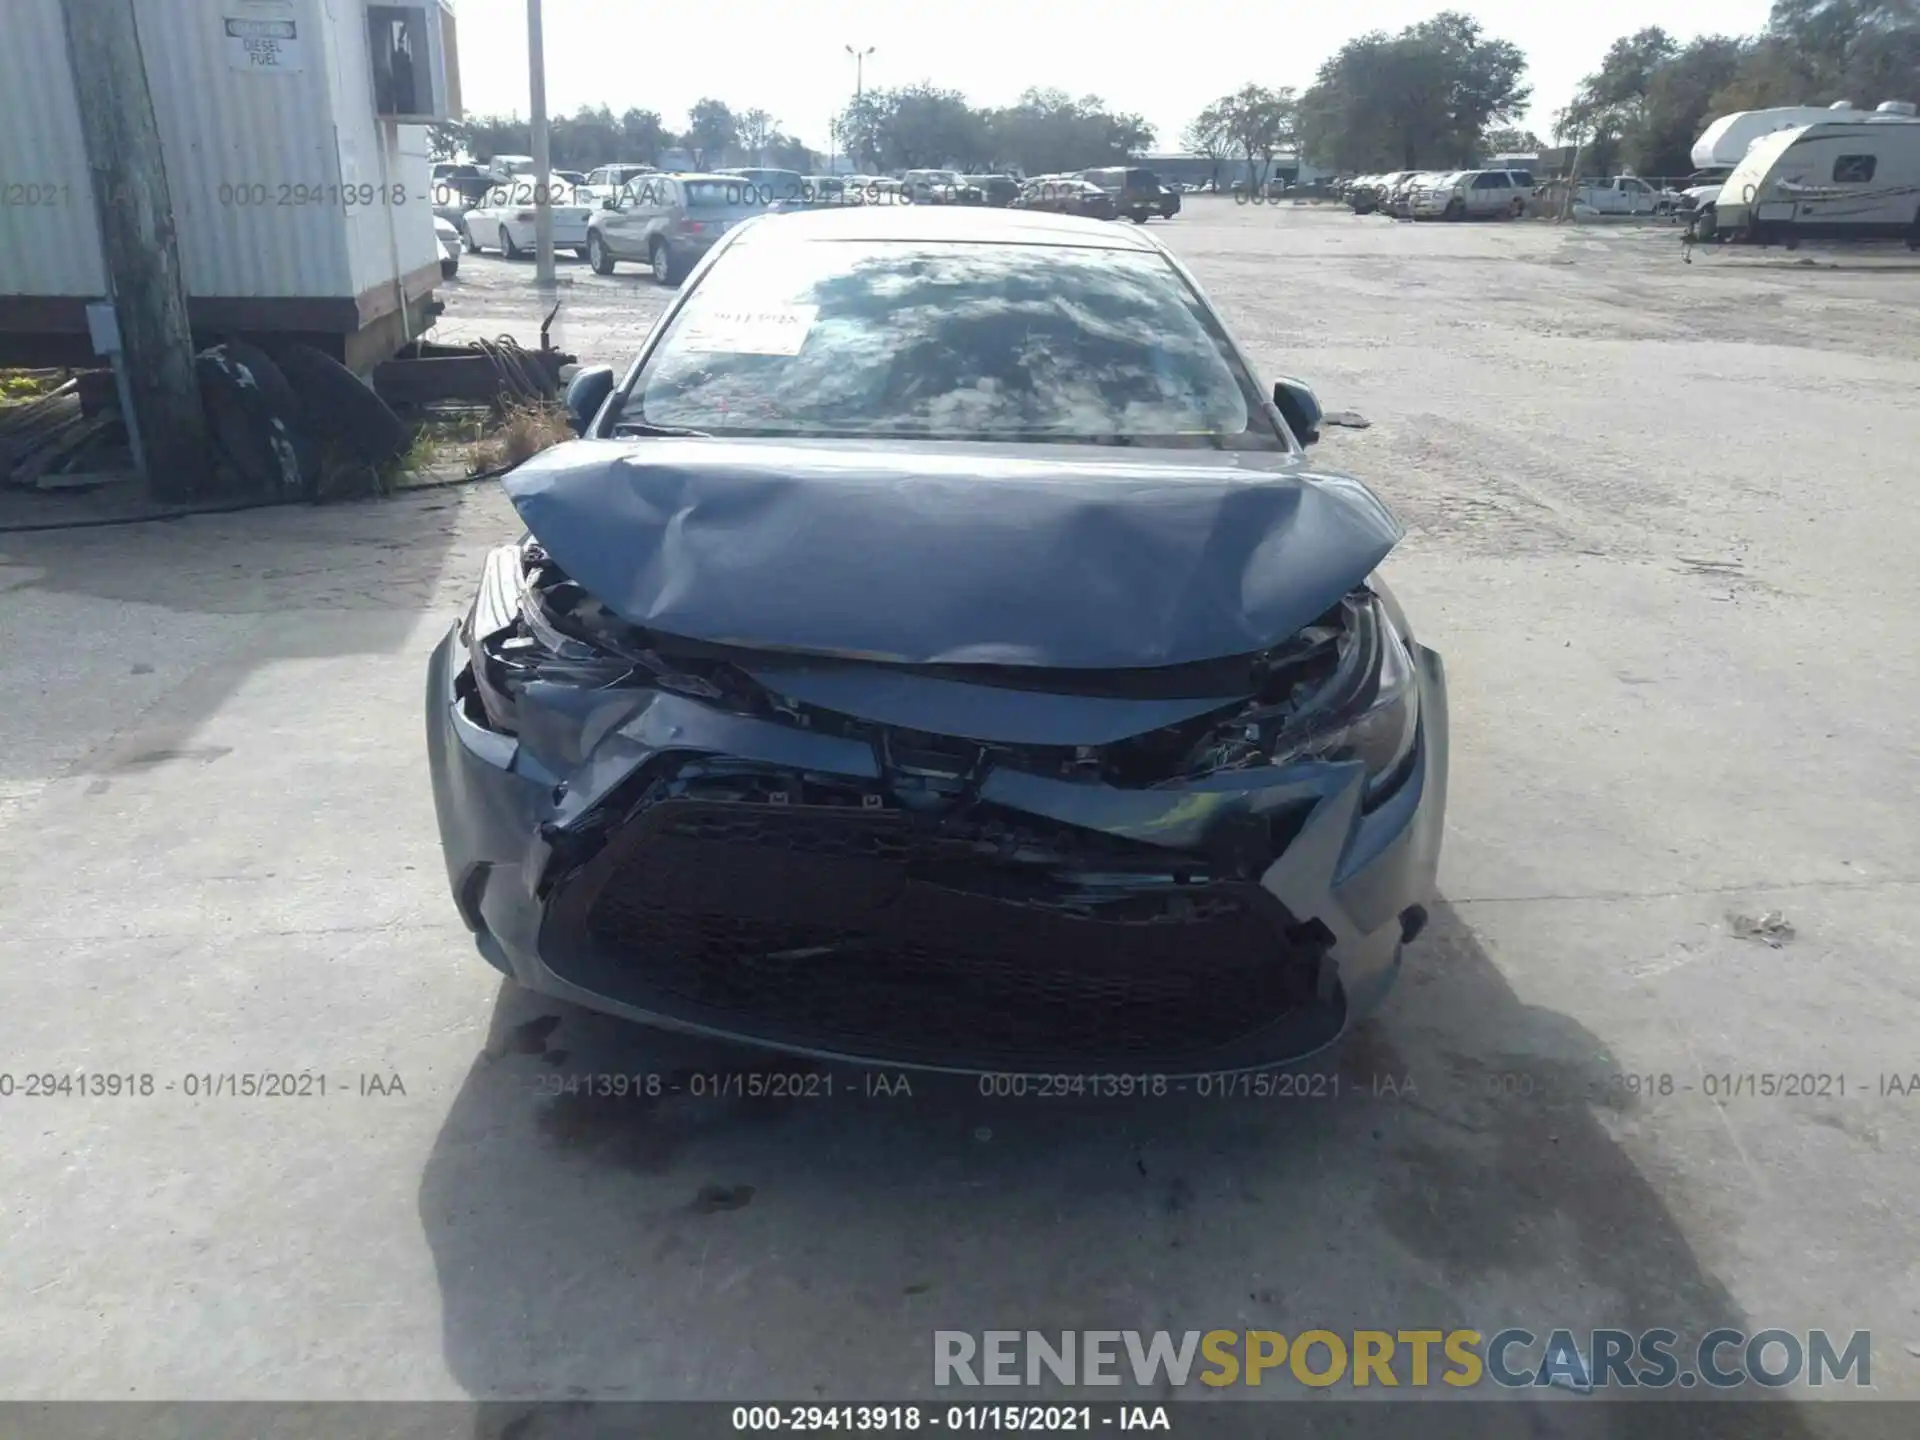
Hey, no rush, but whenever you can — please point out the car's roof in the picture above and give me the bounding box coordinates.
[756,203,1165,251]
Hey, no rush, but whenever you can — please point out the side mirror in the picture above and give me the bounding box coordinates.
[564,366,615,436]
[601,198,619,211]
[1272,377,1324,446]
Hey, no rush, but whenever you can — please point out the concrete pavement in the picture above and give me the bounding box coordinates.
[2,202,1916,1417]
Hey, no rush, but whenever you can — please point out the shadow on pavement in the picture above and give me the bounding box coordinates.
[417,900,1824,1438]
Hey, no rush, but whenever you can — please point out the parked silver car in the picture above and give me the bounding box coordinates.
[585,173,768,284]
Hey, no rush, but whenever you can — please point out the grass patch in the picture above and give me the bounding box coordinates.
[0,370,65,401]
[471,399,572,475]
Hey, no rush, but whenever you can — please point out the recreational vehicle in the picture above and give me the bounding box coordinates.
[1705,102,1920,245]
[1682,101,1910,224]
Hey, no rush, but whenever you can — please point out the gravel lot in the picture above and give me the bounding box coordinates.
[4,199,1919,1418]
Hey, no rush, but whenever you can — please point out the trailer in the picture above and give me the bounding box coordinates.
[0,0,461,372]
[1707,102,1920,245]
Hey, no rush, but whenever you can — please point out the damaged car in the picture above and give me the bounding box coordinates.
[426,204,1448,1076]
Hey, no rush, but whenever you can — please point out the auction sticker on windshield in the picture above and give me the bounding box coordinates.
[674,304,818,356]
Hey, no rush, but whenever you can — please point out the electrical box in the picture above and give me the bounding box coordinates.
[366,1,460,123]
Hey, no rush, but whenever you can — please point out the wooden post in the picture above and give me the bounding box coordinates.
[59,0,209,501]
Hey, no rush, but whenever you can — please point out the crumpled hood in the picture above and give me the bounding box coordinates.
[503,437,1402,669]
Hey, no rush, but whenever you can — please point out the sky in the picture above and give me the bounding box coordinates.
[449,0,1777,154]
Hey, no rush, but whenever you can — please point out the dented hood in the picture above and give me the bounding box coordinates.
[503,437,1403,669]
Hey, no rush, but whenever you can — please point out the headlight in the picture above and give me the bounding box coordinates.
[1178,591,1420,804]
[1270,595,1420,802]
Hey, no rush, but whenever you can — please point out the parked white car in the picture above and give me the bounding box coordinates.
[579,162,659,206]
[461,181,593,259]
[1572,176,1672,216]
[433,214,461,278]
[1408,172,1469,218]
[1416,169,1532,220]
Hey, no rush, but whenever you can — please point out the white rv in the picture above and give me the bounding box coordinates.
[1678,102,1873,223]
[1708,101,1920,245]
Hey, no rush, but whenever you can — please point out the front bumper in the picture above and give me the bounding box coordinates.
[425,628,1449,1076]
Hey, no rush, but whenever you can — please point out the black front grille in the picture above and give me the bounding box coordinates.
[553,798,1324,1063]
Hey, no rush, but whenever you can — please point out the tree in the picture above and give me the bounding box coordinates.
[738,108,781,163]
[982,88,1153,175]
[1409,12,1533,163]
[832,84,982,170]
[1636,37,1748,174]
[1556,27,1677,173]
[1181,101,1234,188]
[1297,15,1529,171]
[685,98,737,168]
[427,122,468,161]
[464,115,532,164]
[618,108,669,164]
[768,135,816,172]
[1761,0,1920,102]
[1218,84,1296,186]
[552,104,621,170]
[1482,126,1542,155]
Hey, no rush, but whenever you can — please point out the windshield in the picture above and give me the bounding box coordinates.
[622,239,1275,448]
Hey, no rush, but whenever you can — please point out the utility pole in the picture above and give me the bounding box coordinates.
[59,0,208,501]
[527,0,555,285]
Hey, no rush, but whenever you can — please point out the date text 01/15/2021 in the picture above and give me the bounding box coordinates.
[731,1405,1170,1431]
[0,1072,406,1098]
[1,181,490,211]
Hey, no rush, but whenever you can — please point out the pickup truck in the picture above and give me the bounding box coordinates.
[1572,176,1678,216]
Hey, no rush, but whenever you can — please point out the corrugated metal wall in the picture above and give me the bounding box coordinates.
[0,0,109,297]
[139,0,351,299]
[1,0,437,306]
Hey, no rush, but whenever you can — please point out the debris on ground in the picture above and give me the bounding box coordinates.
[0,369,133,490]
[1727,910,1795,946]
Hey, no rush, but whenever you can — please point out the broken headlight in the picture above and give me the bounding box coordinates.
[1183,591,1420,803]
[458,540,760,736]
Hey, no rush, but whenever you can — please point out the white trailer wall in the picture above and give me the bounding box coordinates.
[1,0,435,313]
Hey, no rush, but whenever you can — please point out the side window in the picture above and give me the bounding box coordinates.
[1833,155,1876,183]
[1471,173,1497,190]
[1624,178,1649,194]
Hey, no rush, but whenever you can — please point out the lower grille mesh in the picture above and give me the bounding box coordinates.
[570,800,1321,1061]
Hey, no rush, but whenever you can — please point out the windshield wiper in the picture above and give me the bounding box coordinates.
[613,421,712,438]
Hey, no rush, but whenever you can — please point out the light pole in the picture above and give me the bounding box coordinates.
[846,43,873,101]
[844,45,873,173]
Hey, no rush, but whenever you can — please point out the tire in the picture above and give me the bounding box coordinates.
[1510,196,1526,219]
[588,231,616,274]
[1909,206,1920,252]
[1129,210,1148,223]
[500,225,523,260]
[196,346,310,500]
[574,245,591,260]
[1690,204,1717,243]
[440,256,458,280]
[271,342,409,466]
[461,220,479,253]
[649,239,684,286]
[1444,199,1464,221]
